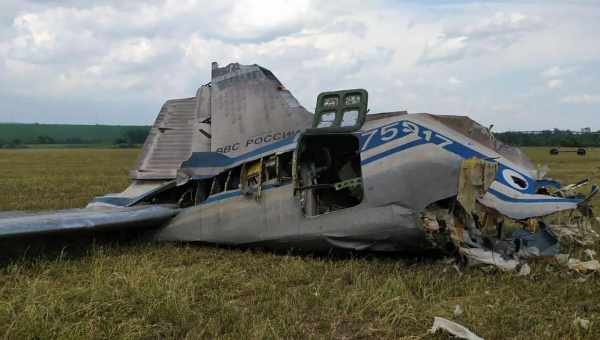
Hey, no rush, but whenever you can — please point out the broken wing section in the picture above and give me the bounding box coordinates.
[0,206,178,239]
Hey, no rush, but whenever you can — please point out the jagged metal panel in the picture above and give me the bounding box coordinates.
[209,63,313,158]
[191,85,212,154]
[131,97,197,179]
[430,114,535,172]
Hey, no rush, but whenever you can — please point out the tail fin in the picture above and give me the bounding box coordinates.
[130,97,198,179]
[130,62,312,180]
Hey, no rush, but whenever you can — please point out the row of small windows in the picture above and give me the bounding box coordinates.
[208,151,294,197]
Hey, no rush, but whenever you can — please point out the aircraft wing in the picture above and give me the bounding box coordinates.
[0,205,178,239]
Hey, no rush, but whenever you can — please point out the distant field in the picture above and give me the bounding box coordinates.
[0,148,599,339]
[0,123,149,145]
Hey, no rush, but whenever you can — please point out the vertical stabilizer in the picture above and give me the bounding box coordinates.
[209,63,313,157]
[131,62,313,180]
[130,97,197,179]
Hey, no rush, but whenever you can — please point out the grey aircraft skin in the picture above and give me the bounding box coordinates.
[0,62,594,256]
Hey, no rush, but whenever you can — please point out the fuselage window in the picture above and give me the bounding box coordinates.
[263,155,278,184]
[209,171,228,196]
[226,166,241,191]
[241,159,262,196]
[277,152,293,183]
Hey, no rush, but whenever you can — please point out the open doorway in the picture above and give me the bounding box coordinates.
[296,134,363,216]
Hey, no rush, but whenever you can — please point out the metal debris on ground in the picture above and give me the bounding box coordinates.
[421,157,600,274]
[458,247,519,272]
[584,249,596,259]
[566,259,600,273]
[573,317,591,330]
[453,304,464,317]
[429,317,484,340]
[517,263,531,276]
[556,254,570,265]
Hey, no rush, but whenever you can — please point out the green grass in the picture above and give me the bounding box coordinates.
[0,148,600,339]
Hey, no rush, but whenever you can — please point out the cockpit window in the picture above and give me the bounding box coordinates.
[341,110,359,127]
[317,111,336,128]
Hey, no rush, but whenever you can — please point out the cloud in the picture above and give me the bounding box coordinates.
[448,77,462,86]
[541,66,576,78]
[546,79,563,89]
[0,0,599,130]
[420,11,544,63]
[561,94,600,104]
[421,34,468,63]
[461,12,542,39]
[219,0,313,41]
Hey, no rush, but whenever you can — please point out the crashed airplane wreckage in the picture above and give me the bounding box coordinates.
[0,62,598,270]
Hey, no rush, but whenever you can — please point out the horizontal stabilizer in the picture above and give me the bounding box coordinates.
[0,206,178,239]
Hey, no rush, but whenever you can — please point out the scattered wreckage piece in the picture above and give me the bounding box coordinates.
[555,250,600,273]
[429,317,484,340]
[573,317,591,331]
[566,258,600,273]
[422,156,599,273]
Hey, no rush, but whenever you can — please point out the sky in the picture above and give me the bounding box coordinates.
[0,0,599,131]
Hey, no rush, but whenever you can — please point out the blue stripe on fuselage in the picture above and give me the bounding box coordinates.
[487,188,581,204]
[181,136,297,169]
[102,118,556,208]
[357,119,583,206]
[359,120,487,165]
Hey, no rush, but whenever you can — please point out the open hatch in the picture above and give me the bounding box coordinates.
[294,89,368,216]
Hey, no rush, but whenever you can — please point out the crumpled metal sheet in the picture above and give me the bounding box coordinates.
[457,158,497,214]
[430,317,484,340]
[566,258,600,272]
[459,247,519,271]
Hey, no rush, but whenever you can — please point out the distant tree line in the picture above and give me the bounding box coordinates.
[0,127,150,148]
[2,128,599,149]
[0,138,25,148]
[495,129,600,147]
[113,128,149,147]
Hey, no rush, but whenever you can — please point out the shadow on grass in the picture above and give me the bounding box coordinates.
[0,230,449,268]
[0,229,151,265]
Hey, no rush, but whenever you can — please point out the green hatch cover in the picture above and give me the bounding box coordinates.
[312,89,368,132]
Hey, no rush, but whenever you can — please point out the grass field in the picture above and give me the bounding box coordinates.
[0,148,599,339]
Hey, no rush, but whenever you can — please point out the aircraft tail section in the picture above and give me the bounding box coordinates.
[131,97,199,180]
[130,62,312,181]
[209,63,313,157]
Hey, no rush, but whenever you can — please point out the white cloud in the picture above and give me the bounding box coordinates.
[221,0,313,41]
[0,0,599,129]
[561,94,600,104]
[462,12,542,38]
[542,66,576,78]
[546,79,563,89]
[448,77,462,85]
[421,34,468,63]
[420,11,544,63]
